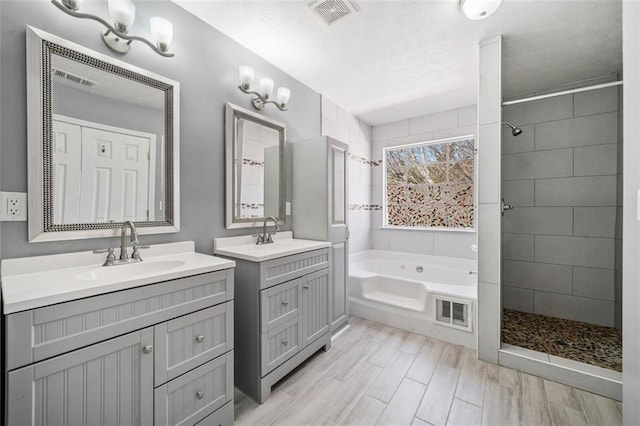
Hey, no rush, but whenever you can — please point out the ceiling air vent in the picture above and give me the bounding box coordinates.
[310,0,358,26]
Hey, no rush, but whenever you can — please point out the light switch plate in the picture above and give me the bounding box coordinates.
[286,202,291,216]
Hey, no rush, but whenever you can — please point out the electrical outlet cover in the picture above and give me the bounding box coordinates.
[0,192,28,221]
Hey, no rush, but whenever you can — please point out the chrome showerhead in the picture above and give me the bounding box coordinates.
[503,121,523,137]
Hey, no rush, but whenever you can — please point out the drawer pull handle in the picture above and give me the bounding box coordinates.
[196,391,205,399]
[282,340,289,345]
[303,285,309,289]
[142,345,153,354]
[282,301,289,306]
[195,335,205,343]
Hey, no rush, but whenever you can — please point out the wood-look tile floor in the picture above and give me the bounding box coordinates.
[234,316,623,426]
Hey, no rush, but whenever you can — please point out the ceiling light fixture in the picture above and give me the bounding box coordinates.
[238,66,291,111]
[459,0,502,20]
[51,0,174,57]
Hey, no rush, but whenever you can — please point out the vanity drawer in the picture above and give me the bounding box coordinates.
[155,301,234,386]
[260,279,299,332]
[195,400,233,426]
[259,248,330,290]
[154,352,234,426]
[6,269,234,371]
[261,317,300,375]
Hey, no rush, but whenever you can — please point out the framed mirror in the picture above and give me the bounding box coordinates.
[26,26,180,242]
[225,103,286,229]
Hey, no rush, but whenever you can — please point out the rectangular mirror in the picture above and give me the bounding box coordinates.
[26,26,180,242]
[225,103,286,229]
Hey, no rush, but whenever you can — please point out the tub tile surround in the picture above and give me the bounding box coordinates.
[501,86,620,327]
[370,105,478,261]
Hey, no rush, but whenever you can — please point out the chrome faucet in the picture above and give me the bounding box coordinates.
[120,220,139,260]
[95,221,149,266]
[256,216,279,245]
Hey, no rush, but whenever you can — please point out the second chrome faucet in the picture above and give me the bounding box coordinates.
[256,216,279,245]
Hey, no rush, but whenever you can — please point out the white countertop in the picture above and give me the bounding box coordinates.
[1,241,235,314]
[214,231,331,262]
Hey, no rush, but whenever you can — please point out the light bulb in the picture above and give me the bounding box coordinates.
[61,0,84,11]
[277,87,291,107]
[459,0,502,20]
[259,78,274,99]
[108,0,136,33]
[239,66,255,90]
[150,17,173,51]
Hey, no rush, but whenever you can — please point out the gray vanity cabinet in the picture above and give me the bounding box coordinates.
[5,270,235,426]
[292,136,349,332]
[8,327,154,425]
[230,248,332,403]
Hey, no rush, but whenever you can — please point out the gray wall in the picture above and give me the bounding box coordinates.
[501,86,620,327]
[0,0,321,258]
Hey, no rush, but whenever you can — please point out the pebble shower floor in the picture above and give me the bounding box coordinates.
[502,309,622,372]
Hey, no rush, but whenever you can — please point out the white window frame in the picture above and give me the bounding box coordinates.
[382,134,476,232]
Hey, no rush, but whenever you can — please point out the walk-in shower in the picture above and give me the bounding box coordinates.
[500,81,623,374]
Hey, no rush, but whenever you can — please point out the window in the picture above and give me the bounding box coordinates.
[383,136,475,229]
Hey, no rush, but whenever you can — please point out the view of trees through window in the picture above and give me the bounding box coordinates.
[384,137,475,229]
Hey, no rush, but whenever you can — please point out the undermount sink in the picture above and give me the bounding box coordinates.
[76,259,186,281]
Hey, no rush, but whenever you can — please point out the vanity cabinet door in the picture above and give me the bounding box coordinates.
[300,269,330,347]
[7,327,154,426]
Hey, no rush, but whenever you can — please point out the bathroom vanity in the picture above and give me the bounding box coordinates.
[2,242,234,426]
[214,233,332,403]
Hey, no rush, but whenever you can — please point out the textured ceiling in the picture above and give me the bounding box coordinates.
[173,0,621,125]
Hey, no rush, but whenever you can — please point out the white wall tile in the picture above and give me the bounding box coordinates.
[478,203,500,284]
[478,123,500,204]
[388,229,435,255]
[432,125,477,140]
[478,39,501,125]
[321,96,337,122]
[409,109,459,134]
[372,229,390,250]
[372,119,410,141]
[388,131,434,147]
[478,281,499,363]
[458,105,478,127]
[433,231,477,260]
[349,229,371,254]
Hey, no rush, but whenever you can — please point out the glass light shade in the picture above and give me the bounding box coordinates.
[108,0,136,30]
[277,87,291,106]
[259,78,274,99]
[239,66,255,89]
[150,17,173,48]
[459,0,502,20]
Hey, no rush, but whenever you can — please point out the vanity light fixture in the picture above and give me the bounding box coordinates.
[51,0,175,57]
[459,0,502,20]
[238,66,291,111]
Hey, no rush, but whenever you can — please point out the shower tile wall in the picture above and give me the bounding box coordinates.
[501,86,620,327]
[370,106,478,260]
[321,96,373,254]
[615,83,623,332]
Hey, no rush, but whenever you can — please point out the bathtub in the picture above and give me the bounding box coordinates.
[348,250,477,348]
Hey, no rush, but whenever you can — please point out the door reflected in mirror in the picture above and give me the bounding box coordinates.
[51,53,166,225]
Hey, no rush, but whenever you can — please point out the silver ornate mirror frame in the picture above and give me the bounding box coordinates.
[26,26,180,242]
[225,103,286,229]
